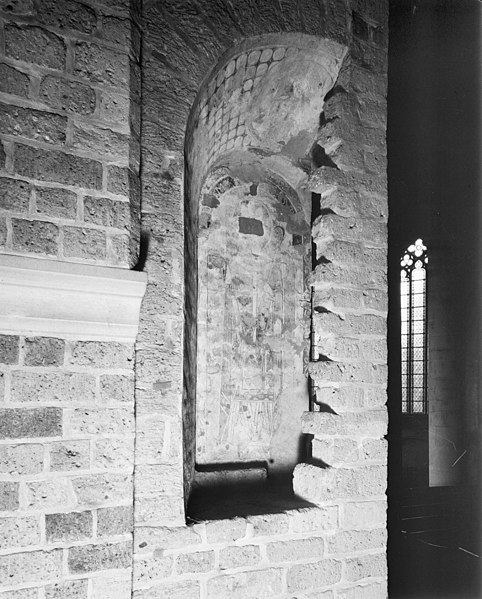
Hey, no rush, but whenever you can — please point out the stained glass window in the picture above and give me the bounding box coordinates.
[401,239,428,414]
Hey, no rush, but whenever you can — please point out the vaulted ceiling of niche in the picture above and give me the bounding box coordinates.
[185,32,347,199]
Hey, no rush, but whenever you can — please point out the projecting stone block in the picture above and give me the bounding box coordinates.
[40,76,96,115]
[15,145,102,189]
[308,361,387,386]
[293,463,386,503]
[46,510,92,542]
[72,122,129,160]
[0,481,19,511]
[0,407,62,439]
[5,23,65,70]
[0,334,19,364]
[0,63,29,98]
[301,410,387,438]
[68,541,132,573]
[24,336,65,366]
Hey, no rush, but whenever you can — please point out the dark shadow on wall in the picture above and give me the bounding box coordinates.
[387,0,482,596]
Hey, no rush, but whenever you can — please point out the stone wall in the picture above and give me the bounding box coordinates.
[0,0,140,266]
[0,1,141,597]
[136,0,389,597]
[0,333,137,598]
[0,0,388,597]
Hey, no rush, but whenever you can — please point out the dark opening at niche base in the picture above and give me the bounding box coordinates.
[186,462,315,521]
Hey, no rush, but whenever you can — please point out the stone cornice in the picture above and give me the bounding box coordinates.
[0,254,147,342]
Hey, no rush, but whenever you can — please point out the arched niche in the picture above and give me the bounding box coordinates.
[183,33,347,503]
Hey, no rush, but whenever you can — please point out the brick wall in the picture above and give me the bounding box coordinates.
[0,0,140,267]
[0,335,135,597]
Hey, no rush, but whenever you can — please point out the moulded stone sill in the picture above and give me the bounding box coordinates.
[0,254,147,342]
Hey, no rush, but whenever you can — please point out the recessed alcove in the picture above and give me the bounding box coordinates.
[183,33,347,516]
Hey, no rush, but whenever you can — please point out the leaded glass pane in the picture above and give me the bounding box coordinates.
[400,238,427,414]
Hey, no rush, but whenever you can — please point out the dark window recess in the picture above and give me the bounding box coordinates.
[400,239,428,414]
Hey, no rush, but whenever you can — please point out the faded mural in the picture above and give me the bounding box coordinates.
[196,168,310,473]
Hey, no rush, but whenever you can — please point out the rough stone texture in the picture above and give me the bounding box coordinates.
[49,440,90,471]
[0,2,388,598]
[0,515,41,550]
[4,23,65,70]
[11,371,96,405]
[24,336,65,367]
[63,227,106,260]
[84,196,130,229]
[0,103,66,145]
[12,218,59,255]
[44,580,89,599]
[0,551,63,586]
[35,186,77,219]
[68,541,132,573]
[0,63,29,98]
[71,341,133,368]
[74,42,130,87]
[0,444,43,475]
[39,76,96,115]
[0,407,62,439]
[97,505,133,537]
[46,511,92,542]
[0,481,19,510]
[35,0,97,34]
[0,335,19,364]
[0,177,30,212]
[14,145,103,189]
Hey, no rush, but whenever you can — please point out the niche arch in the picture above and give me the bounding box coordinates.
[183,33,347,502]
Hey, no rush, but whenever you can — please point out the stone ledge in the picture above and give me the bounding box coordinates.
[0,254,147,342]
